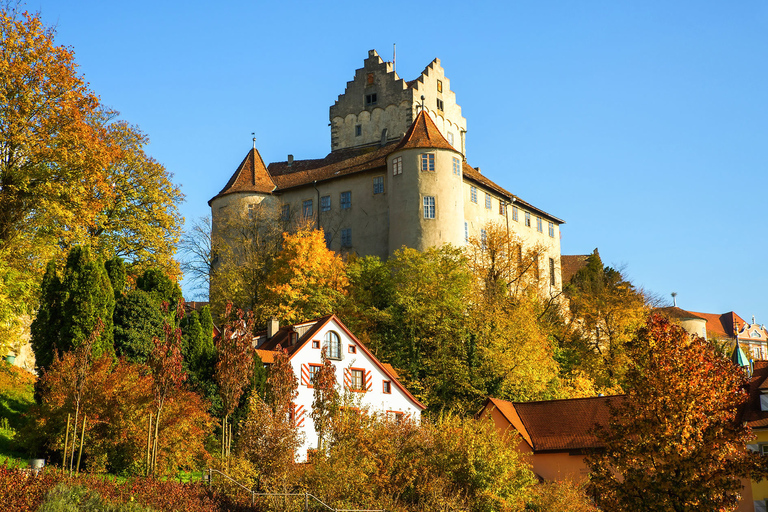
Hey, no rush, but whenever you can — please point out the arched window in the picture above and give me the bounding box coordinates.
[325,331,341,359]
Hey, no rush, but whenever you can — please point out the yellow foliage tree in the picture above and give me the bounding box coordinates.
[259,228,348,325]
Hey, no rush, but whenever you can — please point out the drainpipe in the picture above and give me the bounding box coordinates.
[313,180,320,230]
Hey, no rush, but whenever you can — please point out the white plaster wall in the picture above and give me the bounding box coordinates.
[463,182,563,295]
[289,318,422,461]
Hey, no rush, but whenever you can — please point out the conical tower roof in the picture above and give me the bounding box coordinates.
[394,109,458,152]
[731,340,750,368]
[208,147,275,205]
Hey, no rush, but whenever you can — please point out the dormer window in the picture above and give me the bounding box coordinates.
[761,391,768,412]
[290,331,298,345]
[365,93,377,106]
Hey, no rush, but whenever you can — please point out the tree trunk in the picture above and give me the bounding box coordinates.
[146,412,153,477]
[75,414,86,473]
[63,413,71,471]
[152,407,161,475]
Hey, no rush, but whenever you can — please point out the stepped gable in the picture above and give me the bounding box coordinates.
[405,58,440,92]
[208,147,275,205]
[394,109,456,152]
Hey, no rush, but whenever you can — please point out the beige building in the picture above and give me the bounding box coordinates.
[209,49,565,293]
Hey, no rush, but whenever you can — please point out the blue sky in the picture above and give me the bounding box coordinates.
[30,1,768,320]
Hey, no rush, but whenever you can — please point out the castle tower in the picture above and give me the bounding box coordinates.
[330,50,467,156]
[387,109,465,254]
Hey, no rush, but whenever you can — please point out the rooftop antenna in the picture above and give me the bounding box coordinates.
[393,43,396,73]
[671,292,677,307]
[251,133,256,149]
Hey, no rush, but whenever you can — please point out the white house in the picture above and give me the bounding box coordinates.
[254,314,425,460]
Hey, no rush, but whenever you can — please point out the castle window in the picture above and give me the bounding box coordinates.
[481,229,487,250]
[437,79,443,93]
[303,199,313,219]
[320,195,331,212]
[536,216,543,233]
[452,157,460,176]
[447,132,454,146]
[549,258,556,286]
[367,73,374,85]
[341,228,352,247]
[324,230,332,248]
[392,156,402,176]
[340,191,351,210]
[548,221,555,238]
[373,176,384,194]
[512,206,519,222]
[524,211,531,227]
[423,196,435,219]
[437,99,444,111]
[485,193,492,210]
[355,124,362,137]
[281,204,290,221]
[464,221,468,244]
[470,186,478,203]
[420,153,435,172]
[499,201,506,216]
[365,93,377,106]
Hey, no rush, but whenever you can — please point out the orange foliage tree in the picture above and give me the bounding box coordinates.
[259,228,348,324]
[588,314,768,511]
[27,351,213,475]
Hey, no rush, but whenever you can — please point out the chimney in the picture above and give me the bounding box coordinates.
[287,154,294,166]
[475,167,482,174]
[267,317,279,339]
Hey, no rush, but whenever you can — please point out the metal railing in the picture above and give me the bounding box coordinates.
[205,467,385,512]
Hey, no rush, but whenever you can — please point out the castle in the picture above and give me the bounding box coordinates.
[209,50,565,294]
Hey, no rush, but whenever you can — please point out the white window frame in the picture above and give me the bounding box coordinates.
[470,186,477,203]
[485,193,492,210]
[392,156,402,176]
[420,153,435,172]
[548,221,555,237]
[423,196,436,219]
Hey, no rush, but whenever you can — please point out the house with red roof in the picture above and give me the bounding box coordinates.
[658,308,768,361]
[477,395,616,482]
[209,49,565,298]
[253,314,425,461]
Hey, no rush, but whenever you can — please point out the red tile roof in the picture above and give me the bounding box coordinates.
[656,307,706,322]
[560,254,591,285]
[484,395,619,452]
[739,361,768,428]
[209,114,564,224]
[394,109,457,152]
[688,311,746,339]
[209,147,275,204]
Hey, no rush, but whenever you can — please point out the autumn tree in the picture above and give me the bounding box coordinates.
[587,314,767,511]
[147,300,187,475]
[310,348,339,453]
[259,228,348,325]
[238,347,301,492]
[214,304,255,466]
[562,249,647,389]
[0,10,182,344]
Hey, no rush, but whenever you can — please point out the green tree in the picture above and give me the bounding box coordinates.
[104,257,126,299]
[587,314,767,511]
[112,289,165,364]
[136,268,182,307]
[31,247,115,373]
[563,249,647,389]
